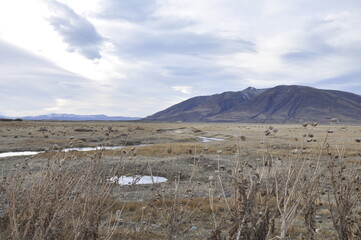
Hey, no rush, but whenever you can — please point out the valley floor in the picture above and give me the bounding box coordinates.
[1,121,361,239]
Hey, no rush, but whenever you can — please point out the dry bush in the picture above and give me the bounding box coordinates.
[225,141,276,240]
[299,158,324,240]
[0,151,125,240]
[326,146,361,240]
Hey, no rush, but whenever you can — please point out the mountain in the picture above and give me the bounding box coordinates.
[19,114,140,121]
[144,85,361,123]
[145,87,266,122]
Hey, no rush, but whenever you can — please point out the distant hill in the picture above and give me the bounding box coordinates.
[5,113,140,121]
[0,115,22,121]
[144,85,361,123]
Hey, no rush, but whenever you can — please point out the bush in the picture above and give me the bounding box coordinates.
[0,151,123,240]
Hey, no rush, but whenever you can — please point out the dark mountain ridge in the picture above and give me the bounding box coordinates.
[145,85,361,123]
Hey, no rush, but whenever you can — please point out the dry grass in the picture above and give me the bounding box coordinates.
[1,121,361,239]
[0,150,127,239]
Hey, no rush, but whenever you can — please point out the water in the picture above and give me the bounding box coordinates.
[198,136,224,143]
[0,145,128,158]
[109,175,168,185]
[1,139,221,158]
[63,146,126,152]
[0,151,40,158]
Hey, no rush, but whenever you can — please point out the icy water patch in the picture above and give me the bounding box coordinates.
[0,145,138,158]
[0,151,41,158]
[198,136,224,143]
[63,146,126,152]
[109,175,168,185]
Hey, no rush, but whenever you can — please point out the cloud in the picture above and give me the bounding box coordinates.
[171,86,193,94]
[98,0,157,22]
[314,72,361,93]
[0,40,95,116]
[1,0,361,117]
[164,66,202,77]
[114,31,255,58]
[46,0,104,59]
[281,34,335,62]
[43,98,71,112]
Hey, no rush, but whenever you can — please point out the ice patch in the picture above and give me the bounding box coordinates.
[0,151,40,158]
[0,145,146,158]
[109,175,168,185]
[63,146,126,152]
[198,136,224,143]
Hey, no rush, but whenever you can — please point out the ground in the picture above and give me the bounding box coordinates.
[0,121,361,239]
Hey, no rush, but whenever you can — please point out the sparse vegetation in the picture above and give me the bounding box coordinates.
[0,121,361,239]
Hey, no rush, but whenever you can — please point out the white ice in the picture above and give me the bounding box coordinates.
[198,136,224,143]
[0,145,129,158]
[63,146,126,152]
[109,175,168,185]
[0,151,40,158]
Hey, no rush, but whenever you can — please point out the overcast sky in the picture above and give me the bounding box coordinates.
[0,0,361,117]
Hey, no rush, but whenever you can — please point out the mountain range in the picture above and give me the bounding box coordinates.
[3,85,361,123]
[144,85,361,123]
[0,113,140,121]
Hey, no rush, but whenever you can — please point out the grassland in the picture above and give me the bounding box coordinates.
[0,121,361,239]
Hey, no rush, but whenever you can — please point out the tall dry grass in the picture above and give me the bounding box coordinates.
[0,149,126,240]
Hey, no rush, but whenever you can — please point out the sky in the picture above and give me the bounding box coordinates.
[0,0,361,117]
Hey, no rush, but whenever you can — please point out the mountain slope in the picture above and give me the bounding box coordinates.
[145,85,361,123]
[146,87,266,122]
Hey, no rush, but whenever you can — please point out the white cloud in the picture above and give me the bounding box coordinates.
[43,98,71,112]
[171,86,193,94]
[46,0,105,60]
